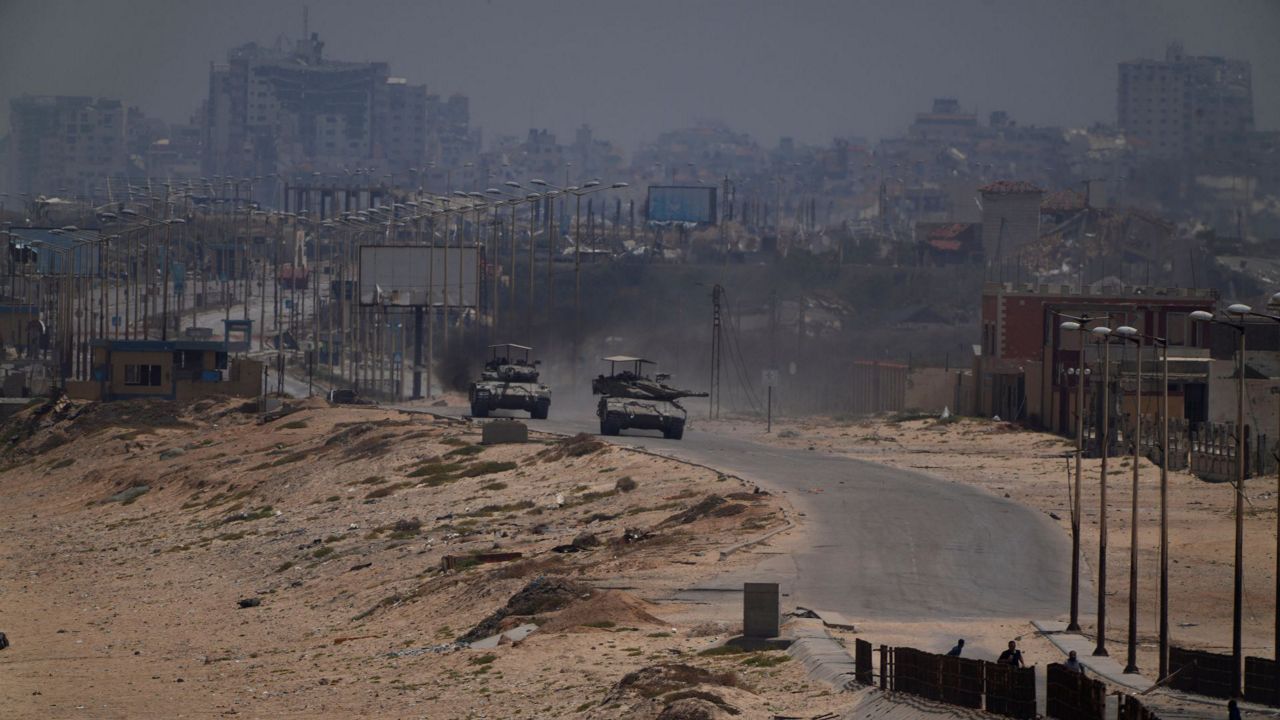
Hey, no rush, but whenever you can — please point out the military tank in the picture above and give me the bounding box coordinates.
[468,344,552,419]
[592,356,707,440]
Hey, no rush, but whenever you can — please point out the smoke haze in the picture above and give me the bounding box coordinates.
[2,0,1278,148]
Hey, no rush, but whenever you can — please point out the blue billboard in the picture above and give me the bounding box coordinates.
[646,185,717,224]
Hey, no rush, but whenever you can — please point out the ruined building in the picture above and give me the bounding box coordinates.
[1118,42,1254,159]
[204,33,471,180]
[7,95,128,197]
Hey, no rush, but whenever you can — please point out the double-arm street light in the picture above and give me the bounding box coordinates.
[568,182,627,380]
[1257,293,1280,679]
[159,218,186,341]
[1090,323,1117,657]
[1111,324,1146,675]
[487,184,548,336]
[1190,303,1253,696]
[25,238,74,386]
[1058,313,1104,634]
[47,228,107,381]
[500,181,554,336]
[529,179,568,324]
[1112,325,1172,679]
[1203,294,1280,688]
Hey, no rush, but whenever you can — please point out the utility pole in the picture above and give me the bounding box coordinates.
[1232,320,1245,697]
[528,196,536,338]
[710,284,723,419]
[1095,331,1111,658]
[1159,336,1170,680]
[1274,385,1280,682]
[1069,328,1084,628]
[546,195,554,330]
[491,210,500,340]
[509,200,517,335]
[1188,307,1253,694]
[161,221,172,341]
[1056,313,1097,635]
[1124,329,1143,675]
[574,191,582,384]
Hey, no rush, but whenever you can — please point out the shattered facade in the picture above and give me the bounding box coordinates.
[7,95,128,197]
[204,33,469,180]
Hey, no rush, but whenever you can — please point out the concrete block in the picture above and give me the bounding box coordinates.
[743,582,780,638]
[482,420,528,445]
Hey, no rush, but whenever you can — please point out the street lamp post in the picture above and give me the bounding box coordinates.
[1230,293,1280,676]
[489,184,539,337]
[1059,314,1100,633]
[1191,303,1253,696]
[1114,324,1143,675]
[1092,324,1115,657]
[160,219,185,341]
[566,182,627,382]
[1125,329,1174,681]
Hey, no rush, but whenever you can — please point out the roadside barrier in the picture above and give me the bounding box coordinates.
[878,645,1034,719]
[1046,662,1107,720]
[1245,656,1280,706]
[1168,646,1235,699]
[860,641,1162,720]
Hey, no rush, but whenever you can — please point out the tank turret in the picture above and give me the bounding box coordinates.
[593,356,705,440]
[469,344,551,419]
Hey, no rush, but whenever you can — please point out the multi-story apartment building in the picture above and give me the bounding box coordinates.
[204,33,470,181]
[7,95,128,197]
[1118,42,1254,159]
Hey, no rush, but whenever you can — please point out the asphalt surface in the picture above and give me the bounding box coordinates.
[379,400,1073,622]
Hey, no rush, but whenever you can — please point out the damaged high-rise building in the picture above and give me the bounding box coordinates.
[204,33,473,180]
[1118,42,1254,159]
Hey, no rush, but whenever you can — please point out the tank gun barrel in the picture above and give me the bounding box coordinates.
[592,375,708,400]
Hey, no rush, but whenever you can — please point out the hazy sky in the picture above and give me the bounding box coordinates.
[1,0,1277,151]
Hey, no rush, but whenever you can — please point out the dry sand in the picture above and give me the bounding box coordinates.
[0,397,846,719]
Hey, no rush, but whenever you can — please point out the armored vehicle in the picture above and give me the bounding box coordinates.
[592,356,707,440]
[469,344,551,419]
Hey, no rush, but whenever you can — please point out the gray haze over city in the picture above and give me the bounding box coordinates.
[2,0,1278,146]
[8,2,1280,718]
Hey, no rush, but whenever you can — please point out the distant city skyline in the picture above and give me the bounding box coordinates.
[2,0,1278,151]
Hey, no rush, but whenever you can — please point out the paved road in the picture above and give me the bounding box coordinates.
[384,400,1073,622]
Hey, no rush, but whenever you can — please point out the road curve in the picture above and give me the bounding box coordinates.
[388,402,1071,621]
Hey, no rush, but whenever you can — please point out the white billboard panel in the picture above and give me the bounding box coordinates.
[359,245,479,307]
[647,185,717,224]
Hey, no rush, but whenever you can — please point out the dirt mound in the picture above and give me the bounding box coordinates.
[590,663,753,719]
[661,495,748,526]
[539,590,667,633]
[458,575,591,643]
[614,663,742,698]
[536,433,605,462]
[0,396,202,458]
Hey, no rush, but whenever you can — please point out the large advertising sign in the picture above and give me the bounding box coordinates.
[646,185,718,224]
[358,245,479,307]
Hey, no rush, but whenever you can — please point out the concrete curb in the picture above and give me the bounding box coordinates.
[717,518,796,559]
[785,619,860,691]
[1031,620,1152,692]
